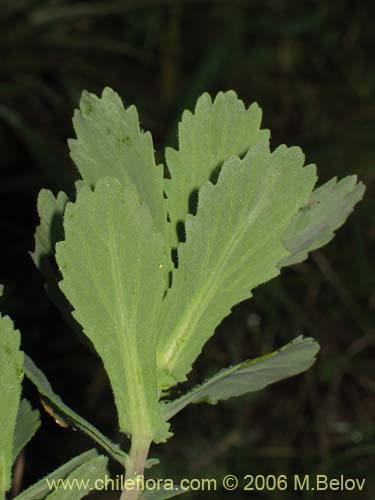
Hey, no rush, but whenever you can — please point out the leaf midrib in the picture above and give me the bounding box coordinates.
[73,192,151,438]
[106,194,152,438]
[159,161,282,376]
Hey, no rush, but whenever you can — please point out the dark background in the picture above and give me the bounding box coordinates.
[0,1,374,499]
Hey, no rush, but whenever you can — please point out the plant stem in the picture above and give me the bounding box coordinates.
[120,435,151,500]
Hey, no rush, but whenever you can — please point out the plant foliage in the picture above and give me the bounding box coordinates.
[0,88,365,500]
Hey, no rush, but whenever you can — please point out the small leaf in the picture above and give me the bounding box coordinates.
[157,144,317,384]
[32,189,68,265]
[165,91,270,246]
[0,308,23,497]
[163,336,319,420]
[24,355,128,467]
[69,87,167,237]
[14,449,100,500]
[31,190,78,327]
[56,178,171,443]
[12,399,41,463]
[280,175,366,267]
[45,455,108,500]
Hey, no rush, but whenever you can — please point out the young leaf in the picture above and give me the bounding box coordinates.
[280,175,366,267]
[165,91,270,245]
[23,355,128,467]
[45,455,108,500]
[56,178,171,443]
[157,144,317,384]
[0,310,23,497]
[69,87,167,237]
[12,399,41,464]
[163,336,319,420]
[14,449,101,500]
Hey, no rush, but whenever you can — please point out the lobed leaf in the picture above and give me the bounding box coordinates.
[157,144,317,384]
[24,355,128,467]
[280,175,366,267]
[31,189,68,267]
[163,336,319,420]
[56,178,171,442]
[31,189,78,328]
[12,399,41,464]
[69,87,167,237]
[0,308,23,497]
[165,90,270,246]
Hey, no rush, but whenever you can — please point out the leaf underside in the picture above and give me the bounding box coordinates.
[69,87,167,238]
[280,175,366,267]
[157,144,317,385]
[56,178,171,442]
[163,336,319,420]
[165,90,270,246]
[28,88,365,450]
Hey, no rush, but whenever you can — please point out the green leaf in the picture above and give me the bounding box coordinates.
[0,310,23,497]
[157,144,317,384]
[140,485,187,499]
[45,455,108,500]
[32,189,68,265]
[69,87,167,236]
[165,91,270,246]
[56,177,171,443]
[280,175,366,267]
[163,336,319,420]
[23,355,128,467]
[31,189,76,321]
[31,188,91,339]
[14,449,101,500]
[12,399,41,464]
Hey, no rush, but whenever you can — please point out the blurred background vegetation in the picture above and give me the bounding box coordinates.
[0,1,373,499]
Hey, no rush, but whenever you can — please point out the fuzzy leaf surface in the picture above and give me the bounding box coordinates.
[163,336,319,419]
[14,449,100,500]
[56,178,171,442]
[157,144,317,384]
[165,91,270,245]
[69,87,167,236]
[12,399,40,463]
[280,175,366,267]
[0,310,23,497]
[23,355,128,466]
[46,455,108,500]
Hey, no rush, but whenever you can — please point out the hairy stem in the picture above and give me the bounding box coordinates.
[120,435,151,500]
